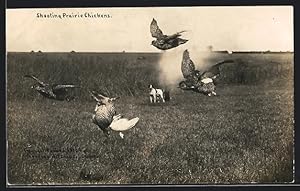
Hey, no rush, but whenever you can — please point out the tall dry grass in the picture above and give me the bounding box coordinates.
[7,52,293,101]
[6,52,294,184]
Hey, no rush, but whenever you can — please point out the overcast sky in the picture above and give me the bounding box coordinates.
[6,6,293,52]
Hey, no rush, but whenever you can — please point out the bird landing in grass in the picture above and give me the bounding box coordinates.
[24,74,80,101]
[90,90,119,136]
[90,90,139,138]
[150,18,188,50]
[179,50,234,96]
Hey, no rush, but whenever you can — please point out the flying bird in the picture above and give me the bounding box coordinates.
[150,18,188,50]
[24,75,80,101]
[90,90,119,136]
[90,91,139,138]
[179,50,234,96]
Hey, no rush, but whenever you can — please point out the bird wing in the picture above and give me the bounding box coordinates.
[150,18,164,39]
[201,60,234,79]
[110,117,139,131]
[90,91,100,102]
[90,90,113,103]
[52,84,80,91]
[90,90,109,100]
[24,75,47,86]
[181,50,196,79]
[165,30,187,41]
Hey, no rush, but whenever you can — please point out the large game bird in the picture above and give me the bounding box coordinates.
[150,18,188,50]
[90,90,119,136]
[179,50,234,96]
[24,75,80,101]
[90,91,139,138]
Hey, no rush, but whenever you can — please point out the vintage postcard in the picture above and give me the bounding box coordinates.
[6,6,294,185]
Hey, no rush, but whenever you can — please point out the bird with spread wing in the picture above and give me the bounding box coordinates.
[150,18,188,50]
[24,75,80,101]
[90,90,139,138]
[179,50,234,96]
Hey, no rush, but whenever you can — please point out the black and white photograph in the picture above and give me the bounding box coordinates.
[6,6,294,185]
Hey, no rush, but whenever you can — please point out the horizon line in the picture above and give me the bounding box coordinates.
[6,50,294,53]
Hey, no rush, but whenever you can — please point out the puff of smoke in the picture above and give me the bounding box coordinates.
[157,47,212,88]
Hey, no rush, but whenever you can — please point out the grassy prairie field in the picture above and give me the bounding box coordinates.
[7,52,294,184]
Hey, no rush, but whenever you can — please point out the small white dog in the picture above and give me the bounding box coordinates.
[149,84,165,103]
